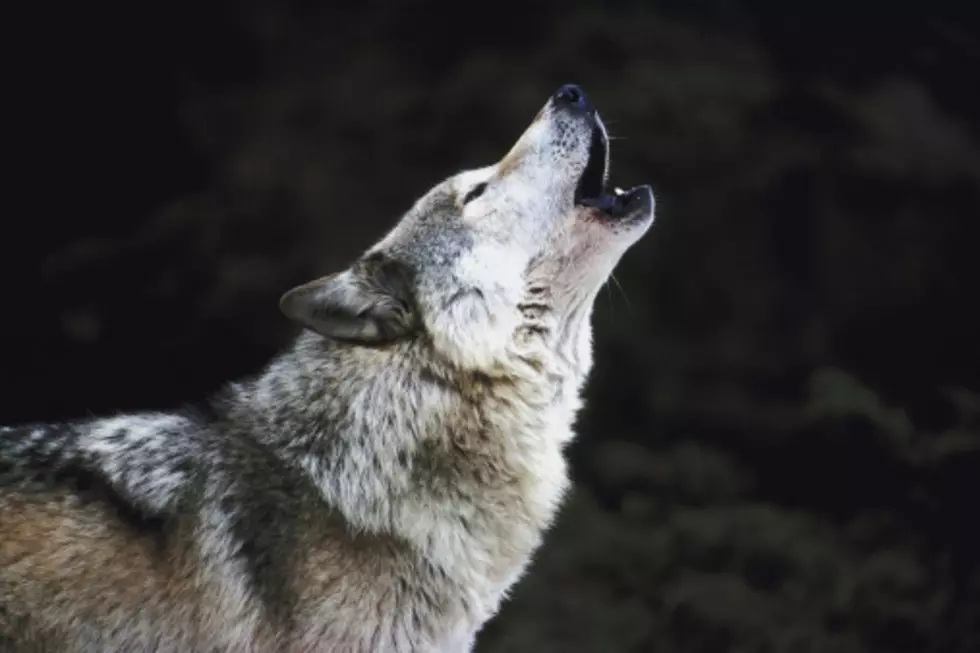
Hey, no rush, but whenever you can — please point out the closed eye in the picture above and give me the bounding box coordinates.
[462,182,488,205]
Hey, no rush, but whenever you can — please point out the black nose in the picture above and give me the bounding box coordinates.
[554,83,588,110]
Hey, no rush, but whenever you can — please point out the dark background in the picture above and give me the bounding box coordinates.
[4,1,979,651]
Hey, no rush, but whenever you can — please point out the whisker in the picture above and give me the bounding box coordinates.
[603,282,615,317]
[609,273,633,313]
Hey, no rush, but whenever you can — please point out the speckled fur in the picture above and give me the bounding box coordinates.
[0,89,654,652]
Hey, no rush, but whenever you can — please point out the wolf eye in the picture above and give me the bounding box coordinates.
[462,182,487,205]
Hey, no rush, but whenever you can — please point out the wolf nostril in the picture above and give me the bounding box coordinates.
[554,84,587,109]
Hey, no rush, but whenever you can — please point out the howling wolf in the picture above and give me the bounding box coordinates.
[0,83,655,652]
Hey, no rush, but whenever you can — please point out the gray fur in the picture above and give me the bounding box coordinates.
[0,87,654,652]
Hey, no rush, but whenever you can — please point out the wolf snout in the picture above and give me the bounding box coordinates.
[552,83,594,115]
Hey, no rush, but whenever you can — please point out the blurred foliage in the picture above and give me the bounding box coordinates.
[3,0,979,651]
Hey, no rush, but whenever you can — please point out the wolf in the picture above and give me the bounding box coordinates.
[0,84,655,652]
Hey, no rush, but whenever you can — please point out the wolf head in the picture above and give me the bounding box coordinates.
[280,84,654,375]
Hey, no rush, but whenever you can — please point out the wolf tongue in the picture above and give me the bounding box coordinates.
[580,190,632,214]
[579,194,617,212]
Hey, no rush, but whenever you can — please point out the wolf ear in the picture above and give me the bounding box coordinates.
[279,256,416,343]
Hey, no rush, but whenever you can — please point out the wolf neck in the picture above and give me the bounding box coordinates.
[226,327,586,581]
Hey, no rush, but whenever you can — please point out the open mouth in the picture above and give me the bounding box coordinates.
[573,124,608,206]
[573,123,646,219]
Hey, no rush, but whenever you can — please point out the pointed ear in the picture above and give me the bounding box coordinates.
[279,255,416,343]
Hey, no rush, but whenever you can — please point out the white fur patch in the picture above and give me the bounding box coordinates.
[78,413,193,511]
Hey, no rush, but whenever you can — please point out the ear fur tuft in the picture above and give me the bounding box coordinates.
[279,254,416,343]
